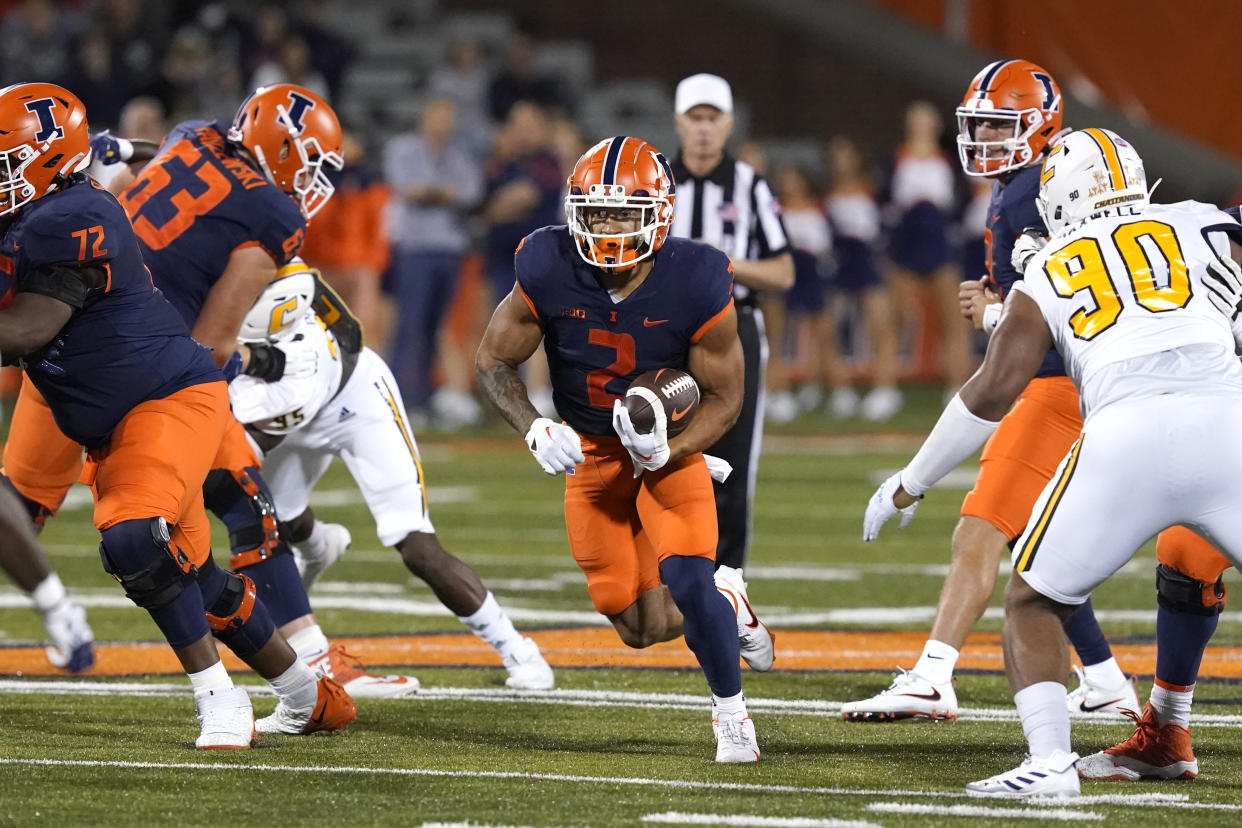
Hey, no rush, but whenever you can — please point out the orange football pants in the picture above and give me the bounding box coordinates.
[86,381,231,568]
[564,434,717,617]
[3,374,84,513]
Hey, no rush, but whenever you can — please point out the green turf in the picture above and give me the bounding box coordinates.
[2,385,1240,826]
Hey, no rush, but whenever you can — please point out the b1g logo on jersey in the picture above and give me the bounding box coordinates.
[24,98,64,143]
[281,91,316,135]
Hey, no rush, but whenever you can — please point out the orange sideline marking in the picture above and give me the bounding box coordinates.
[4,629,1242,678]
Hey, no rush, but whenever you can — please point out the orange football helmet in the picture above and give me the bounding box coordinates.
[227,84,343,219]
[956,59,1063,177]
[0,82,91,217]
[565,136,676,270]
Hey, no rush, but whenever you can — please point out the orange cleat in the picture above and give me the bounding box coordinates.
[310,644,420,699]
[1077,703,1198,781]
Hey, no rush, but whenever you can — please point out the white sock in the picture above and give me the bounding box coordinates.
[1151,680,1194,730]
[1082,656,1126,689]
[188,661,233,695]
[286,624,331,663]
[713,691,747,716]
[1015,681,1071,758]
[31,573,66,613]
[913,639,959,686]
[268,658,319,709]
[459,592,524,659]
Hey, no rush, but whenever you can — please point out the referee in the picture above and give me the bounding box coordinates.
[670,74,794,573]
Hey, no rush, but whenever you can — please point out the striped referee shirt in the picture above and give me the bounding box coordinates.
[670,153,790,305]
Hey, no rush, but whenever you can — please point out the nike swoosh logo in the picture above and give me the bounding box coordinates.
[309,699,328,728]
[1079,697,1125,713]
[671,405,692,421]
[643,318,669,327]
[899,689,942,702]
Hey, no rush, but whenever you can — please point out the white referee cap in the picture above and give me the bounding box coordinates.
[674,74,733,115]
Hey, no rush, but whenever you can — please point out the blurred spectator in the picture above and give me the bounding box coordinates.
[823,136,898,419]
[294,0,352,101]
[488,31,569,121]
[1,0,79,83]
[64,26,134,129]
[547,113,586,214]
[879,100,968,417]
[766,164,831,422]
[737,139,768,176]
[429,37,492,160]
[241,3,288,80]
[118,94,167,142]
[301,129,392,356]
[98,0,169,83]
[146,25,230,125]
[252,33,330,100]
[383,98,484,427]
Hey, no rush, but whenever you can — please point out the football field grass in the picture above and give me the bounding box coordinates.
[2,386,1241,826]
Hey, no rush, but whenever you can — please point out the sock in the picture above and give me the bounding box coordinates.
[286,624,331,664]
[713,690,747,717]
[1015,681,1071,758]
[1150,679,1194,730]
[1082,657,1127,689]
[188,661,233,695]
[458,592,524,659]
[913,639,958,686]
[661,556,742,697]
[1155,605,1217,687]
[268,658,319,709]
[1062,599,1114,666]
[31,573,66,613]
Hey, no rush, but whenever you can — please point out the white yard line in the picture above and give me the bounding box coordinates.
[865,802,1100,821]
[643,812,879,827]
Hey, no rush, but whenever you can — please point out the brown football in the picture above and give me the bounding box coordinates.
[623,368,700,437]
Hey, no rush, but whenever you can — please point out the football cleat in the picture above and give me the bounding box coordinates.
[841,668,958,722]
[713,708,760,763]
[292,521,351,591]
[965,750,1080,798]
[1077,703,1198,781]
[309,644,421,699]
[195,686,256,749]
[714,565,775,672]
[1066,665,1141,717]
[42,600,95,673]
[256,675,356,735]
[503,637,555,691]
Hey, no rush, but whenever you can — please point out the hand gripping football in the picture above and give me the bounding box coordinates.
[624,368,700,437]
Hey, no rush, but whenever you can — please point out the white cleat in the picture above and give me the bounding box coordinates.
[195,686,256,750]
[292,521,352,592]
[256,676,356,735]
[966,750,1081,798]
[1066,665,1141,717]
[841,668,958,722]
[503,637,555,690]
[309,644,420,699]
[42,600,95,673]
[713,708,760,763]
[860,386,903,422]
[714,565,775,672]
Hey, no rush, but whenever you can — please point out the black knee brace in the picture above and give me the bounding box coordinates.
[202,467,285,569]
[1156,563,1226,616]
[99,517,196,609]
[197,557,274,658]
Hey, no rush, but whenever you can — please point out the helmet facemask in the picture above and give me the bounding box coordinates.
[956,105,1048,177]
[566,183,671,271]
[0,143,42,216]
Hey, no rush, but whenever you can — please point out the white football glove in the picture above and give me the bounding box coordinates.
[1010,227,1048,277]
[862,471,921,541]
[613,394,670,474]
[524,417,584,476]
[1203,254,1242,319]
[275,333,318,379]
[42,600,95,672]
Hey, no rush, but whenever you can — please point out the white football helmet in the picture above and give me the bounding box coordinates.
[1037,128,1147,234]
[239,259,316,343]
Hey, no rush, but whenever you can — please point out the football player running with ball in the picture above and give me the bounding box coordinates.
[476,136,769,762]
[864,128,1242,797]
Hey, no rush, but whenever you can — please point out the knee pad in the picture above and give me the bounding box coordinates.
[202,467,286,569]
[99,517,196,610]
[1156,563,1226,616]
[197,557,275,659]
[1,473,55,529]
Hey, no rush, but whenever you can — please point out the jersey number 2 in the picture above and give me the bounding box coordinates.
[586,329,635,408]
[1042,219,1191,340]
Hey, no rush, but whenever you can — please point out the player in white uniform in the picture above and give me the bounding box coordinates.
[862,128,1242,798]
[229,262,555,691]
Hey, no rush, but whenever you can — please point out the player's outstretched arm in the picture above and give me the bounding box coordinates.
[678,305,744,461]
[194,245,280,369]
[475,287,546,434]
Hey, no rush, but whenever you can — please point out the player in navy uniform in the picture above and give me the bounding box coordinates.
[477,136,765,762]
[0,83,353,747]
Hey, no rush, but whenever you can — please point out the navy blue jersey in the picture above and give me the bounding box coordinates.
[120,120,306,327]
[2,176,219,448]
[986,165,1065,378]
[515,228,734,436]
